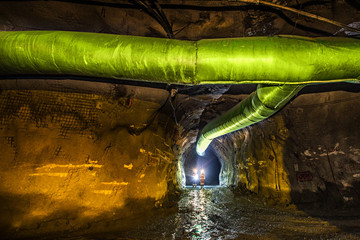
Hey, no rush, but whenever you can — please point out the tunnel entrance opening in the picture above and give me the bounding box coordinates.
[184,147,221,186]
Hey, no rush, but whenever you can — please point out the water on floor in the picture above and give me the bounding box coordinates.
[54,187,360,240]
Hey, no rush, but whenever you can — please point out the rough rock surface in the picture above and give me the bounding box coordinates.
[0,82,178,238]
[210,88,360,208]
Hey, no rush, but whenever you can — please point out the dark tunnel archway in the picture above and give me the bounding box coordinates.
[184,146,221,186]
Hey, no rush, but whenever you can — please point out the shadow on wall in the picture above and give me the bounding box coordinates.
[0,191,176,239]
[232,89,360,234]
[283,90,360,233]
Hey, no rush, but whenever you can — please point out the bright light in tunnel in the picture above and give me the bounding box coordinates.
[185,145,221,186]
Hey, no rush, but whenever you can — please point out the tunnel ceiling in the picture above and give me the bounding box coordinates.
[1,0,360,148]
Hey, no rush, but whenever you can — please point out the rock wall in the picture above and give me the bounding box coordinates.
[213,89,360,207]
[1,0,359,39]
[0,85,178,238]
[284,90,360,208]
[172,86,230,186]
[233,114,294,204]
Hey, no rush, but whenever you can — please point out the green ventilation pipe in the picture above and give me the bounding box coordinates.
[1,31,360,84]
[196,84,305,155]
[0,31,359,154]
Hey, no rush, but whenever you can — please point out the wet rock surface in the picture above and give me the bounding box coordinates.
[57,187,360,240]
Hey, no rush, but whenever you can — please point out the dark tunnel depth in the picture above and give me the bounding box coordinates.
[185,148,221,186]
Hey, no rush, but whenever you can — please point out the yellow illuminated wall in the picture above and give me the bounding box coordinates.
[0,90,176,238]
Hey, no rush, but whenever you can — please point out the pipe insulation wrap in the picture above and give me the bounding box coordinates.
[196,84,305,155]
[0,31,197,83]
[0,31,359,155]
[0,31,360,84]
[196,36,360,84]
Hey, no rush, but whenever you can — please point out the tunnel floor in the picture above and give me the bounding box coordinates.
[57,188,360,240]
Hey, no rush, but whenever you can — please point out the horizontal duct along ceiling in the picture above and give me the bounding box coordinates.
[0,31,359,154]
[0,31,360,84]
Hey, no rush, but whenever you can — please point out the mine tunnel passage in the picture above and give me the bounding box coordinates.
[184,147,221,186]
